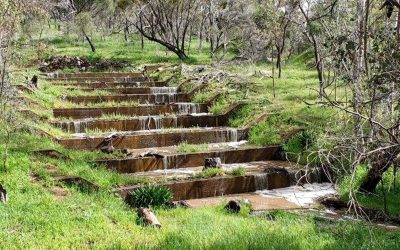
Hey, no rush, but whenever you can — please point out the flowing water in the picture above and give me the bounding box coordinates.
[256,183,336,207]
[139,116,164,130]
[150,87,178,94]
[254,173,269,190]
[154,94,177,104]
[228,128,238,142]
[177,103,201,114]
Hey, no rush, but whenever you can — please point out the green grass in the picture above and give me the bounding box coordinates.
[194,168,225,179]
[338,166,400,217]
[176,142,209,153]
[2,21,399,249]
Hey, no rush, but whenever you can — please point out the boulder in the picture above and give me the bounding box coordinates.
[204,157,222,169]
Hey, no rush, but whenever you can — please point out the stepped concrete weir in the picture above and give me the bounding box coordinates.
[114,162,327,201]
[96,146,281,173]
[52,104,243,133]
[17,70,330,208]
[51,80,170,88]
[63,84,207,104]
[57,127,247,150]
[67,86,179,94]
[46,72,145,79]
[65,93,191,104]
[47,76,152,83]
[53,103,209,119]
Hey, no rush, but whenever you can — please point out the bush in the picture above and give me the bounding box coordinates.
[192,91,210,103]
[195,168,224,179]
[226,167,246,176]
[128,184,172,208]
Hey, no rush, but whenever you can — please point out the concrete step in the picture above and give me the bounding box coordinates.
[114,161,326,201]
[96,146,281,173]
[51,104,242,133]
[57,127,247,150]
[53,103,209,119]
[64,93,191,105]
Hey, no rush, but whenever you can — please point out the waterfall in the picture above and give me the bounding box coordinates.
[172,116,178,128]
[154,116,162,130]
[155,94,177,104]
[162,156,169,176]
[228,128,238,142]
[74,121,81,133]
[168,93,176,103]
[73,120,88,133]
[139,116,164,130]
[150,87,178,94]
[177,103,200,114]
[254,173,269,190]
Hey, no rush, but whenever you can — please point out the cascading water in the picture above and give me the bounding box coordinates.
[172,116,178,128]
[177,103,200,114]
[254,173,269,190]
[162,156,169,175]
[139,116,164,130]
[228,128,238,142]
[154,94,177,104]
[150,87,178,94]
[73,120,88,133]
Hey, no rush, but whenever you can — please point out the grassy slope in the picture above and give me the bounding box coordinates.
[1,28,400,248]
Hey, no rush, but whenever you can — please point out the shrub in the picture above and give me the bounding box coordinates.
[209,98,230,115]
[128,184,172,208]
[192,91,211,103]
[195,168,224,179]
[226,167,246,176]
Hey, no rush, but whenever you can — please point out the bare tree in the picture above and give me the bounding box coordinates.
[135,0,199,60]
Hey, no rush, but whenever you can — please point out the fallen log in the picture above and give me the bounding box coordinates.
[137,207,161,228]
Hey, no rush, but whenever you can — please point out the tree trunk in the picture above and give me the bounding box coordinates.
[397,7,400,39]
[359,159,391,193]
[276,48,282,79]
[141,33,144,49]
[124,18,129,42]
[359,150,398,193]
[84,33,96,53]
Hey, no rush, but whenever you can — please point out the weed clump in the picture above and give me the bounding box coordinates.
[129,184,172,208]
[226,167,246,176]
[195,168,224,179]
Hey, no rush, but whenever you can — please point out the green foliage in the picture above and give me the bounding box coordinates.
[192,91,210,103]
[249,116,284,146]
[128,184,172,208]
[176,142,208,153]
[195,168,225,179]
[226,167,246,176]
[284,129,317,154]
[209,98,230,115]
[338,166,400,217]
[229,104,262,127]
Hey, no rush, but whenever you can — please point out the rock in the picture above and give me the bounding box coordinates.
[204,157,222,169]
[171,200,191,208]
[224,200,241,213]
[195,66,205,73]
[0,184,7,203]
[100,145,115,154]
[31,75,38,88]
